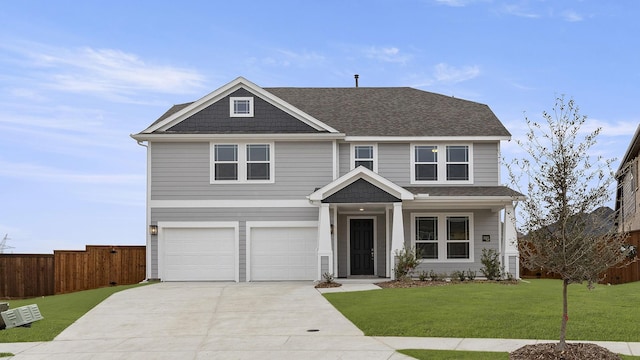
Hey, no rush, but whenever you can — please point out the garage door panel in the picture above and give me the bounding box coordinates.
[250,226,317,281]
[163,227,236,281]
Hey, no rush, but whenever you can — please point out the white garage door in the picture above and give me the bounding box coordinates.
[250,226,317,281]
[163,227,236,281]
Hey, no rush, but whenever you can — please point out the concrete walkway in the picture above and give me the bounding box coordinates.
[0,282,638,359]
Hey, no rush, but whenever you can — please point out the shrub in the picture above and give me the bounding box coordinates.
[322,272,335,283]
[480,248,502,280]
[394,245,421,280]
[428,270,447,281]
[418,270,428,281]
[452,270,466,282]
[466,269,476,281]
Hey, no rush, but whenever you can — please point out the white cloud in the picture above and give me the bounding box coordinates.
[0,160,143,185]
[433,63,480,83]
[260,49,326,68]
[365,46,411,64]
[434,0,476,7]
[562,10,584,22]
[1,41,206,101]
[501,4,540,19]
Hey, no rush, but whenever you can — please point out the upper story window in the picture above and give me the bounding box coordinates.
[413,213,473,262]
[230,97,254,117]
[446,145,469,181]
[211,142,273,183]
[411,144,472,184]
[351,144,377,172]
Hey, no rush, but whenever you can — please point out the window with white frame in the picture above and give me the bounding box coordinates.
[230,97,254,117]
[412,213,473,261]
[446,145,469,181]
[211,143,273,183]
[414,145,438,181]
[352,144,376,171]
[411,144,472,184]
[213,144,238,181]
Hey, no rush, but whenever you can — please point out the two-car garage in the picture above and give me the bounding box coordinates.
[158,221,317,282]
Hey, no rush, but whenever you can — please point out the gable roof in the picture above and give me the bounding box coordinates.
[617,124,640,174]
[309,166,414,202]
[266,87,510,138]
[134,77,511,139]
[136,77,340,136]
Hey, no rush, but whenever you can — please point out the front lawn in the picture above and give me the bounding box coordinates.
[1,283,148,342]
[324,279,640,342]
[398,349,640,360]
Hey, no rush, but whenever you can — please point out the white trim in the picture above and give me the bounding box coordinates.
[210,142,275,184]
[332,205,338,275]
[410,212,475,263]
[131,133,345,142]
[333,140,339,180]
[149,199,313,208]
[410,143,474,185]
[346,216,377,276]
[245,221,319,282]
[351,143,378,172]
[309,166,414,201]
[157,221,240,282]
[345,136,511,142]
[140,77,339,134]
[229,96,254,117]
[386,206,391,278]
[146,143,153,280]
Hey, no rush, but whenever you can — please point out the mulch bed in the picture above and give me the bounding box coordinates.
[314,282,342,288]
[510,343,621,359]
[375,279,519,288]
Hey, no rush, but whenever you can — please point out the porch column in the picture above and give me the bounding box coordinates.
[503,203,519,279]
[317,203,333,280]
[390,202,405,280]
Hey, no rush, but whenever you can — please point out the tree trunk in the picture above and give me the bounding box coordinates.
[557,278,569,351]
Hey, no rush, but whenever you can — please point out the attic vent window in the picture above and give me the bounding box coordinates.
[230,97,254,117]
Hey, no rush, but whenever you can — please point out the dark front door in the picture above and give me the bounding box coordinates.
[350,219,374,275]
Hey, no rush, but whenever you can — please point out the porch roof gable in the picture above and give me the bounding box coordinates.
[309,166,415,202]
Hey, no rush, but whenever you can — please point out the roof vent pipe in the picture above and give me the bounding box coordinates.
[354,74,359,87]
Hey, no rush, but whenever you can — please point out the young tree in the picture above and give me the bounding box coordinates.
[507,96,631,351]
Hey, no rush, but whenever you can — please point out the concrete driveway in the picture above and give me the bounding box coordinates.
[5,282,410,359]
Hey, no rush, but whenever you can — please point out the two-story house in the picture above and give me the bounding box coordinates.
[616,124,640,234]
[131,77,523,282]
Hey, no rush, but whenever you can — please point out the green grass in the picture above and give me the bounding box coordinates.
[324,279,640,342]
[398,349,640,360]
[399,349,508,359]
[1,283,149,342]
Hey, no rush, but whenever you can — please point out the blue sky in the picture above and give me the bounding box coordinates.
[1,0,638,254]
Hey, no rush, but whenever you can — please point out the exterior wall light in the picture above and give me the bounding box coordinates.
[149,225,158,236]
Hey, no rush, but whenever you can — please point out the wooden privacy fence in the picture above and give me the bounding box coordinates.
[520,230,640,284]
[0,245,146,298]
[55,246,146,294]
[0,254,54,298]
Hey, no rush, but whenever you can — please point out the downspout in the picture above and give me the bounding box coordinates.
[134,138,152,281]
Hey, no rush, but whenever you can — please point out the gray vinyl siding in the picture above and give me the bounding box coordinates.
[149,207,318,281]
[473,142,500,186]
[150,141,333,200]
[378,143,409,185]
[338,143,350,177]
[337,141,500,186]
[405,208,500,276]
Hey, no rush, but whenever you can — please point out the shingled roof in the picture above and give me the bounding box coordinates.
[265,87,510,137]
[148,85,511,138]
